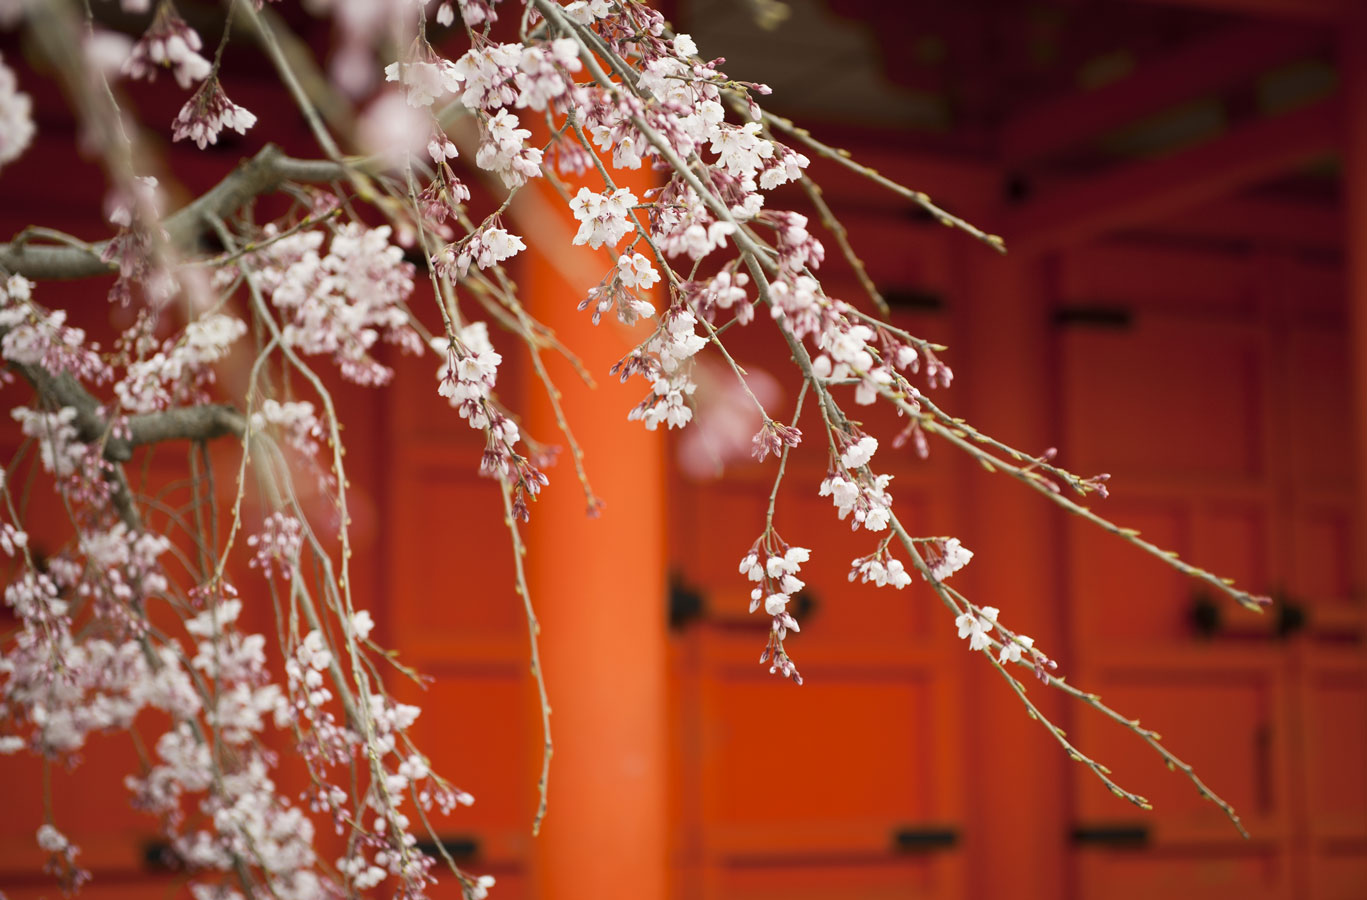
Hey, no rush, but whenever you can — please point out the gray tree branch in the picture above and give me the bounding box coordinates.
[13,350,246,461]
[0,144,347,280]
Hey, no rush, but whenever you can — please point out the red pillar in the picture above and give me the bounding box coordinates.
[520,178,669,898]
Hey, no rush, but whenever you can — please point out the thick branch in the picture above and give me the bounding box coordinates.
[124,404,247,457]
[0,145,347,280]
[10,348,245,462]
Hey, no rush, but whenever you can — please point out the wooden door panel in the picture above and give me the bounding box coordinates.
[1060,323,1264,479]
[1067,500,1192,644]
[1285,329,1353,489]
[1072,663,1282,825]
[1291,504,1356,609]
[2,877,190,900]
[1193,504,1273,603]
[396,669,535,849]
[711,856,955,900]
[701,671,942,841]
[693,660,964,899]
[1074,846,1284,900]
[1308,849,1367,900]
[0,729,158,876]
[683,481,769,592]
[387,464,521,656]
[1301,662,1367,838]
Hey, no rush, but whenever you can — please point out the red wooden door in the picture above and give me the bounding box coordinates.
[1056,244,1365,899]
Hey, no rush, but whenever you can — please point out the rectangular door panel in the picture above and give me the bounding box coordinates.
[1301,663,1367,838]
[1285,329,1353,489]
[1060,323,1264,479]
[1074,846,1284,900]
[1071,664,1281,826]
[393,669,536,865]
[1308,846,1367,900]
[1291,504,1357,610]
[1067,501,1192,644]
[699,669,949,851]
[710,856,955,900]
[387,469,522,652]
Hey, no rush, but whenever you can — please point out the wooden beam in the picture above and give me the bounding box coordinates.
[1127,195,1343,249]
[1001,22,1325,166]
[1124,0,1349,22]
[1003,97,1341,253]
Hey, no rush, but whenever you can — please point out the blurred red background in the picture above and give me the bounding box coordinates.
[0,0,1364,898]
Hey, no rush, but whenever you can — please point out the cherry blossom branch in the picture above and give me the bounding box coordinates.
[724,249,1250,831]
[890,517,1250,836]
[627,99,1254,824]
[764,380,807,532]
[499,480,553,836]
[791,173,890,318]
[755,110,1007,254]
[234,0,346,165]
[909,399,1270,613]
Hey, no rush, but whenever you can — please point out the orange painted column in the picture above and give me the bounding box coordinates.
[950,246,1070,900]
[519,178,669,898]
[1343,14,1367,584]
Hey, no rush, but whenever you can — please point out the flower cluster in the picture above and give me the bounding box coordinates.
[172,77,257,149]
[114,313,246,414]
[955,605,998,651]
[0,52,34,171]
[818,468,893,532]
[435,321,502,429]
[617,252,660,291]
[76,522,172,615]
[576,253,658,328]
[739,536,810,682]
[384,56,463,108]
[927,537,973,582]
[122,2,211,89]
[848,549,913,589]
[0,276,109,383]
[247,513,304,580]
[249,223,422,385]
[513,38,581,110]
[12,407,88,479]
[251,399,323,459]
[688,268,753,325]
[569,187,638,249]
[433,222,526,280]
[623,308,708,432]
[433,320,546,517]
[36,823,87,894]
[750,417,802,463]
[474,109,543,188]
[129,595,320,900]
